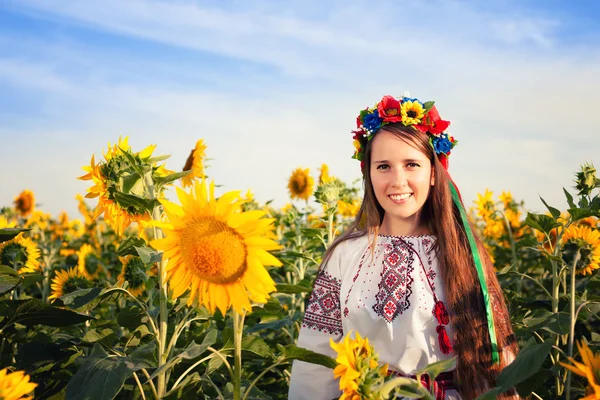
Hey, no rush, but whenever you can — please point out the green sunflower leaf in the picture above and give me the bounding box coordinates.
[563,188,576,209]
[117,237,147,257]
[0,228,30,243]
[539,196,561,219]
[275,344,336,369]
[0,264,20,294]
[113,191,158,214]
[154,170,191,189]
[134,246,163,264]
[524,213,560,235]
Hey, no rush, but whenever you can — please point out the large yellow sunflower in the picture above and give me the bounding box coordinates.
[287,167,314,201]
[13,190,35,217]
[560,341,600,399]
[151,179,282,314]
[117,255,147,297]
[0,368,37,400]
[400,99,425,125]
[181,139,207,188]
[562,225,600,275]
[76,243,103,280]
[79,137,155,235]
[0,235,41,274]
[48,267,92,301]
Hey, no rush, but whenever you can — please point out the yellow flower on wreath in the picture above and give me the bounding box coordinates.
[76,243,103,280]
[181,139,208,188]
[0,368,37,400]
[562,225,600,275]
[117,255,147,297]
[288,167,314,201]
[560,340,600,399]
[400,99,425,125]
[150,179,282,314]
[48,267,92,301]
[13,190,35,217]
[0,235,41,274]
[78,136,155,235]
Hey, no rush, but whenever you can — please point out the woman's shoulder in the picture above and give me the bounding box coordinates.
[329,233,370,263]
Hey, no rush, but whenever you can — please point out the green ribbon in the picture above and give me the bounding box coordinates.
[449,181,500,364]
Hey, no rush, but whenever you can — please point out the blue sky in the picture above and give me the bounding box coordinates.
[1,0,599,219]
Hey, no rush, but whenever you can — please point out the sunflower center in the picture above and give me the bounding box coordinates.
[63,276,92,295]
[181,217,247,284]
[0,242,27,268]
[407,110,417,118]
[84,254,101,275]
[291,177,307,193]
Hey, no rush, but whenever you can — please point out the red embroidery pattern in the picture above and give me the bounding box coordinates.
[373,240,415,322]
[303,271,343,335]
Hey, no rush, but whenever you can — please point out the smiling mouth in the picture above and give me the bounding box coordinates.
[389,193,412,201]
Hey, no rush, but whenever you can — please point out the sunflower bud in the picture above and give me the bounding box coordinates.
[314,181,341,211]
[575,162,599,196]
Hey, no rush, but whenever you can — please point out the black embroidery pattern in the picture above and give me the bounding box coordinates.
[373,240,415,322]
[303,271,343,335]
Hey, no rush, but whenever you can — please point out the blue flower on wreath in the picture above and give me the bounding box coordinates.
[362,110,383,133]
[432,134,453,155]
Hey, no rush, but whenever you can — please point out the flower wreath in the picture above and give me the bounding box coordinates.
[352,94,457,170]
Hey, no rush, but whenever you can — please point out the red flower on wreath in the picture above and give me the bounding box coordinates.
[415,105,450,136]
[377,95,403,123]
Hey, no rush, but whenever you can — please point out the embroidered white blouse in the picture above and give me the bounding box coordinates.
[288,234,461,400]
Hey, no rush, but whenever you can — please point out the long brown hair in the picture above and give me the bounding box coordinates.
[324,124,519,399]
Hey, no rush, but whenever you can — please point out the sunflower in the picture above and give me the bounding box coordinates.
[562,225,600,275]
[474,189,495,219]
[338,199,361,218]
[181,139,207,188]
[24,210,51,231]
[76,243,103,280]
[0,368,37,400]
[13,190,35,217]
[150,179,282,314]
[287,167,314,201]
[330,331,388,400]
[400,99,425,125]
[117,255,148,297]
[0,216,16,229]
[48,267,92,301]
[318,164,331,185]
[499,191,514,210]
[560,341,600,399]
[79,136,155,235]
[0,235,41,274]
[76,194,95,225]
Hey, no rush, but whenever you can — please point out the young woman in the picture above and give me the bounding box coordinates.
[288,95,519,399]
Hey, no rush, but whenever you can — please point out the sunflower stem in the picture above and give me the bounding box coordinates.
[233,310,246,400]
[327,211,335,248]
[565,249,580,400]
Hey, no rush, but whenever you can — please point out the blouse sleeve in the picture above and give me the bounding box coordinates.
[288,243,345,400]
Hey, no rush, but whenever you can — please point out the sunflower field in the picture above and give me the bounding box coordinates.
[0,138,598,400]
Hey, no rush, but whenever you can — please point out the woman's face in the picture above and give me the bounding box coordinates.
[369,130,434,235]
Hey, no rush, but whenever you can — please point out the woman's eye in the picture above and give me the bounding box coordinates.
[407,163,420,168]
[376,164,389,170]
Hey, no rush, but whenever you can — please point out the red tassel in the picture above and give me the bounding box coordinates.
[436,325,453,354]
[434,300,450,325]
